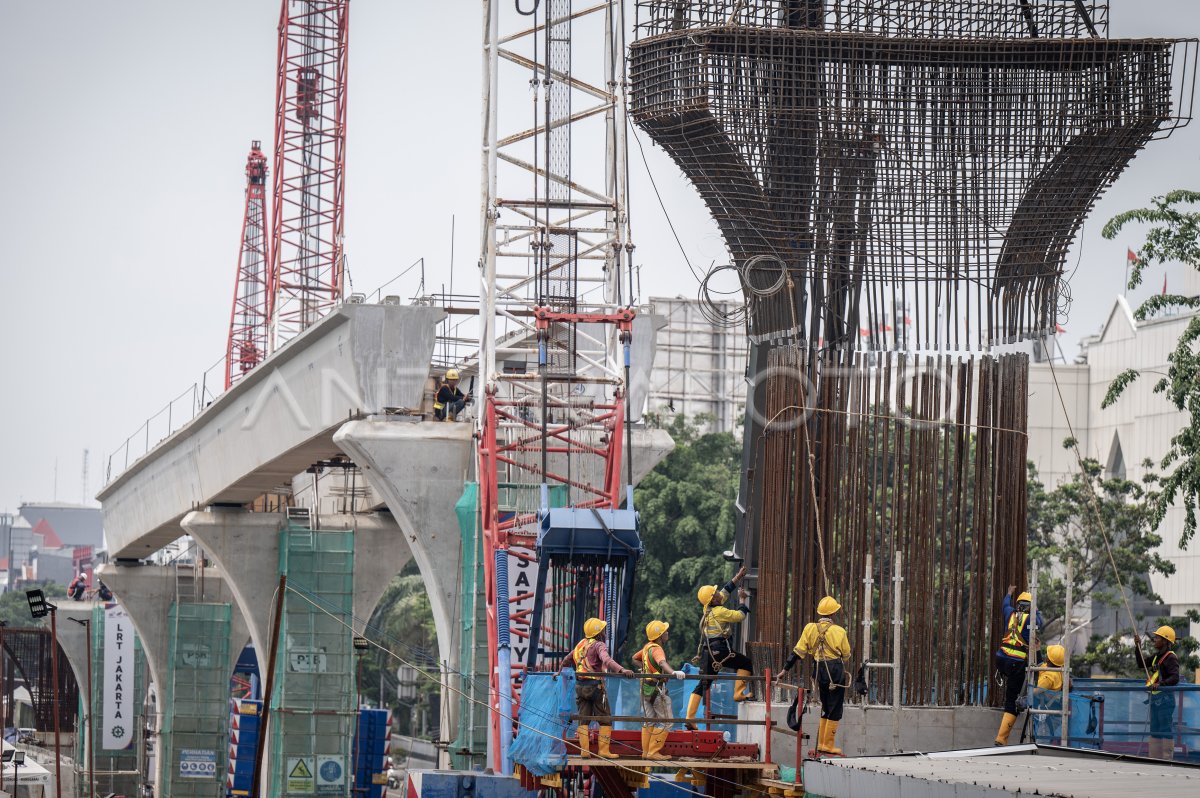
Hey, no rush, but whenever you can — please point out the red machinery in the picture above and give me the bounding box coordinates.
[224,141,270,389]
[268,0,349,349]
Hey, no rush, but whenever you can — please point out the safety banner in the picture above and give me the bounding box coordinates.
[102,606,137,750]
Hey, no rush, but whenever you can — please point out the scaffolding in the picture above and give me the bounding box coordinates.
[160,602,233,797]
[269,524,356,798]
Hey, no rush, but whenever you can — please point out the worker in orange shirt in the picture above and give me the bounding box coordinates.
[633,621,686,760]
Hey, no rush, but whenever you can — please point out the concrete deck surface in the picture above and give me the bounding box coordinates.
[803,748,1198,797]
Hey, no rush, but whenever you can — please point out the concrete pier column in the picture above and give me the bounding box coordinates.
[97,564,250,798]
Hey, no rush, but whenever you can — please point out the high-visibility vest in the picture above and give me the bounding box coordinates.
[639,642,663,697]
[573,638,600,680]
[1146,650,1177,693]
[999,611,1030,660]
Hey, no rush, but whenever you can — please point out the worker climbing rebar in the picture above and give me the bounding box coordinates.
[1135,625,1180,760]
[781,595,852,756]
[561,617,633,759]
[686,564,753,729]
[994,584,1043,746]
[633,621,686,760]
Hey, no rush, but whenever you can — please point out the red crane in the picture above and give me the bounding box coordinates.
[224,141,270,389]
[268,0,350,349]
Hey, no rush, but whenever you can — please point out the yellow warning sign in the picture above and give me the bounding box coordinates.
[286,757,314,794]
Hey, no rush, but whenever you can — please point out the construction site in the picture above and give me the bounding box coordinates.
[4,1,1200,798]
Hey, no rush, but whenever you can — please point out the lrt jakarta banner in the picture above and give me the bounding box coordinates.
[102,606,137,750]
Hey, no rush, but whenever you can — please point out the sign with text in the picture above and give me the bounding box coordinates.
[287,647,328,673]
[287,757,314,794]
[507,545,541,668]
[179,748,217,779]
[315,756,345,794]
[102,606,137,750]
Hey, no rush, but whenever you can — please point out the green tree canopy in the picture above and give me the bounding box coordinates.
[629,414,743,667]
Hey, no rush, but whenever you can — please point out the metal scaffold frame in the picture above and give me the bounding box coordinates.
[478,0,643,776]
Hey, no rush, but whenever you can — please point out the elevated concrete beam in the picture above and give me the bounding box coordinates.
[98,303,444,557]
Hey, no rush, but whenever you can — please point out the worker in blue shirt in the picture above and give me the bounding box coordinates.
[994,584,1043,745]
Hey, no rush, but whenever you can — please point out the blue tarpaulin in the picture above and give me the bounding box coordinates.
[511,671,574,776]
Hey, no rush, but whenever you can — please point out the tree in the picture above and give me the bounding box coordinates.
[629,414,742,666]
[1026,452,1199,676]
[1101,189,1200,548]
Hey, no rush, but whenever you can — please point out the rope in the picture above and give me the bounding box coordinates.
[1043,355,1151,681]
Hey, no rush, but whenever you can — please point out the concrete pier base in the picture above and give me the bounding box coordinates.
[740,701,1003,764]
[96,563,250,798]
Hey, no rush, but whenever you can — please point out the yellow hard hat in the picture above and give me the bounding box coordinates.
[446,369,460,381]
[583,618,607,639]
[697,585,719,606]
[817,596,841,616]
[1153,625,1177,645]
[1016,591,1032,604]
[646,620,669,641]
[1046,644,1065,667]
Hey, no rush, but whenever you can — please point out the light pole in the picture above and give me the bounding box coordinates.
[0,619,6,796]
[69,616,94,798]
[9,749,25,794]
[26,590,62,798]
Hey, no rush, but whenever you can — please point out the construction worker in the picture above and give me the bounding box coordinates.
[1134,625,1180,760]
[633,621,686,760]
[781,595,851,756]
[433,369,469,421]
[560,617,633,759]
[96,580,114,602]
[993,585,1043,746]
[68,572,87,601]
[1031,644,1066,741]
[685,564,753,728]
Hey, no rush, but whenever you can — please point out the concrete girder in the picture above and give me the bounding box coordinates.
[98,304,444,558]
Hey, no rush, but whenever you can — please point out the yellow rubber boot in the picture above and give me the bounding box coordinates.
[645,727,671,760]
[641,727,650,759]
[733,669,753,702]
[824,720,843,755]
[815,718,828,752]
[597,725,617,759]
[994,712,1018,746]
[684,693,702,730]
[577,725,591,757]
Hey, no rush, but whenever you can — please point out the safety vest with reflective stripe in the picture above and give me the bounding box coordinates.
[999,611,1031,660]
[1147,650,1177,693]
[639,642,664,697]
[573,638,600,680]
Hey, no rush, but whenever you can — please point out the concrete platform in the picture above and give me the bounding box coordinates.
[569,757,776,770]
[802,746,1199,798]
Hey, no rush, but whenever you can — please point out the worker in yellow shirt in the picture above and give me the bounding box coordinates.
[780,596,851,756]
[1031,644,1066,742]
[685,564,753,728]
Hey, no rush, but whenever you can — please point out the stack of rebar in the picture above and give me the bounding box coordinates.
[630,0,1193,708]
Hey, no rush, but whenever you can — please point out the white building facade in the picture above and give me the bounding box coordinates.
[1028,288,1200,632]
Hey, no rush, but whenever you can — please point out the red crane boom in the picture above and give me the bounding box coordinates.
[224,141,270,389]
[268,0,350,349]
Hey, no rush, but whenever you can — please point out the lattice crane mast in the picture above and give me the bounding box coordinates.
[478,0,641,775]
[224,141,270,389]
[268,0,350,350]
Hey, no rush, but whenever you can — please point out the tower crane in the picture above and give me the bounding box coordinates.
[224,141,270,389]
[269,0,350,350]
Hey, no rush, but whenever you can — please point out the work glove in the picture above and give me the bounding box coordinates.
[673,670,686,681]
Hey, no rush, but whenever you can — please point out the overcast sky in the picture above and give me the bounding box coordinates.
[1,1,1198,514]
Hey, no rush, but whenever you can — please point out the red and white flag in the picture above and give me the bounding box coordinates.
[1127,248,1139,263]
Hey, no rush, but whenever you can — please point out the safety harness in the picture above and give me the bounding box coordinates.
[999,610,1031,660]
[639,641,666,698]
[1146,650,1177,693]
[573,638,601,681]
